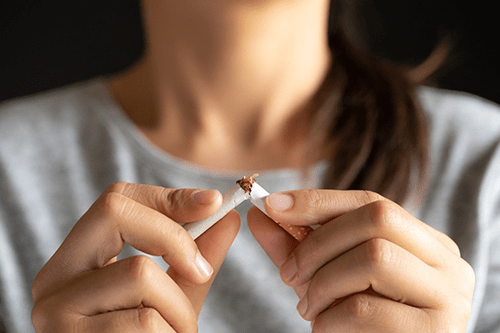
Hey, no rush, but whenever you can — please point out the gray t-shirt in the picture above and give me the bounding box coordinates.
[0,78,499,333]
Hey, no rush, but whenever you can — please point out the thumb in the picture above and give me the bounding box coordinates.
[247,207,310,298]
[247,206,298,269]
[167,210,241,316]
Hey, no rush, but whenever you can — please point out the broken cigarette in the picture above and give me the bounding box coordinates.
[183,182,250,239]
[184,174,316,241]
[248,181,315,241]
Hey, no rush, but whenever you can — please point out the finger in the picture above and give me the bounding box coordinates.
[264,189,386,225]
[280,200,458,287]
[247,206,299,268]
[34,186,218,301]
[312,293,432,333]
[35,255,198,333]
[114,182,223,222]
[420,222,461,257]
[249,198,462,310]
[168,210,241,316]
[265,189,461,256]
[248,207,313,297]
[299,238,445,321]
[33,306,177,333]
[79,307,177,333]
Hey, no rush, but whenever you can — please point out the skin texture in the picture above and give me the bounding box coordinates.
[32,184,475,332]
[109,0,332,171]
[31,182,240,332]
[247,189,475,332]
[31,0,475,331]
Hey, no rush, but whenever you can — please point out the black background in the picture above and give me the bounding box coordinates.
[0,0,498,104]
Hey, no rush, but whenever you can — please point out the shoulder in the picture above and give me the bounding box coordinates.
[0,78,117,176]
[0,78,113,155]
[417,86,500,143]
[417,86,500,182]
[417,89,500,333]
[0,78,109,134]
[415,87,500,217]
[416,87,500,235]
[417,85,500,171]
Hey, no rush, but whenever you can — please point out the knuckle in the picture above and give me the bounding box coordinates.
[441,233,462,258]
[166,188,191,209]
[100,191,128,219]
[367,199,396,231]
[364,238,393,272]
[126,255,157,286]
[137,307,164,331]
[458,298,473,324]
[438,234,462,258]
[459,259,476,296]
[359,190,384,206]
[302,189,328,218]
[31,276,43,303]
[32,297,63,332]
[450,241,462,257]
[431,312,469,333]
[170,222,192,248]
[106,181,130,195]
[310,317,327,333]
[298,189,335,223]
[163,224,195,261]
[178,223,196,249]
[307,189,327,208]
[345,293,378,325]
[31,302,47,330]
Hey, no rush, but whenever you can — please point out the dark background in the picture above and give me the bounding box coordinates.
[0,0,498,104]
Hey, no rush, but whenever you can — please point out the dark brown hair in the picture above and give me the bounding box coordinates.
[307,3,447,204]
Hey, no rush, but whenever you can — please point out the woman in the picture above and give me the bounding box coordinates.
[0,0,499,332]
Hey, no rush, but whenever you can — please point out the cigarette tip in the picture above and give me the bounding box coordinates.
[236,174,259,194]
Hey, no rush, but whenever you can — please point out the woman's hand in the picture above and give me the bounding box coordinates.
[31,182,240,332]
[248,190,475,332]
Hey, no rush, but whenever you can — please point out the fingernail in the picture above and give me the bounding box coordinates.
[195,251,213,279]
[192,190,219,205]
[297,296,308,317]
[267,193,293,212]
[280,255,298,285]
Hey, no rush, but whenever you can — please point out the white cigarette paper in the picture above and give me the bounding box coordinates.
[249,182,318,241]
[184,174,319,241]
[184,183,250,239]
[248,182,270,214]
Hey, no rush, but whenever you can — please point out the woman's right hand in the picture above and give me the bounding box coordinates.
[31,182,240,332]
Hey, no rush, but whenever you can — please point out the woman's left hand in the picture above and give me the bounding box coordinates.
[247,190,475,332]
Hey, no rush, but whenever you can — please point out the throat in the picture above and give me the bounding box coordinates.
[140,111,313,172]
[167,142,310,172]
[109,0,333,171]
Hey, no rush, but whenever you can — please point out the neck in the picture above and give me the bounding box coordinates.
[110,0,332,170]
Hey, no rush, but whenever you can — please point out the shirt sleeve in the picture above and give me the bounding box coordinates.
[474,144,500,333]
[475,229,500,332]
